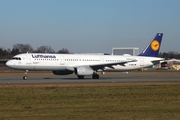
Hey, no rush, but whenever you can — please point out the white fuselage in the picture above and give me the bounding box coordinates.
[6,53,163,72]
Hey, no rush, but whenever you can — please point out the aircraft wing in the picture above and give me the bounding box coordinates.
[90,60,136,71]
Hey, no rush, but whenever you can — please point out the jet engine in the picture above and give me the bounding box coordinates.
[74,66,93,76]
[52,70,73,75]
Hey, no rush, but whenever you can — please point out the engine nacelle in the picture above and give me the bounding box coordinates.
[52,70,73,75]
[75,66,93,76]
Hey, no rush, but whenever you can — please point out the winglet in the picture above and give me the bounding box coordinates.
[139,33,163,57]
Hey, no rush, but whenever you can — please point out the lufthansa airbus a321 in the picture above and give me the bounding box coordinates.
[6,33,164,79]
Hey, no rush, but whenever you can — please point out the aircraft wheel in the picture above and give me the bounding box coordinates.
[23,76,28,80]
[92,74,99,79]
[96,74,99,79]
[78,75,84,79]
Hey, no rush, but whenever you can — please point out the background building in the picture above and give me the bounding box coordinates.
[112,47,139,56]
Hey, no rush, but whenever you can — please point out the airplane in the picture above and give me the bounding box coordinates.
[6,33,164,80]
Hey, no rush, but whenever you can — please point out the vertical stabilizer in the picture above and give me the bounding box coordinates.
[139,33,163,57]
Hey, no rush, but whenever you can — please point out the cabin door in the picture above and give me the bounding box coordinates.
[26,54,31,65]
[140,58,144,66]
[60,56,65,65]
[100,58,104,63]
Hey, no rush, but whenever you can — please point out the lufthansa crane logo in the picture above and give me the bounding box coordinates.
[151,40,160,51]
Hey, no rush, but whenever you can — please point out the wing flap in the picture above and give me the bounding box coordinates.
[90,60,136,71]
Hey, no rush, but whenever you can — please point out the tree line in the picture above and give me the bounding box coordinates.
[0,44,70,59]
[159,51,180,60]
[0,44,180,59]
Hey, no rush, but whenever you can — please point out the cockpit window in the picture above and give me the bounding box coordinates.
[11,57,21,60]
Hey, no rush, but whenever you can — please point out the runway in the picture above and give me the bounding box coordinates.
[0,71,180,84]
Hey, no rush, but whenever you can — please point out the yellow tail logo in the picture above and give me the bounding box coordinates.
[151,40,160,51]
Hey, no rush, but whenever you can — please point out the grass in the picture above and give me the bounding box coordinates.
[0,83,180,120]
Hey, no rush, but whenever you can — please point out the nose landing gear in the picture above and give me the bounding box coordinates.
[23,70,28,80]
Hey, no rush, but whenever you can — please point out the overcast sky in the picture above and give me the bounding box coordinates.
[0,0,180,54]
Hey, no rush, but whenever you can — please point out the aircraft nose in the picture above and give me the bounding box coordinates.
[6,61,14,68]
[5,61,9,66]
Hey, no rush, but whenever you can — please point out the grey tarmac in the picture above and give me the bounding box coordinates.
[0,71,180,84]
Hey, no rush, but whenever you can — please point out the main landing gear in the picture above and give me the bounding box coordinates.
[78,75,84,79]
[92,73,99,79]
[77,73,100,79]
[23,70,28,80]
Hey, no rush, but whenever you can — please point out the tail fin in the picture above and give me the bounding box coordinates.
[139,33,163,57]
